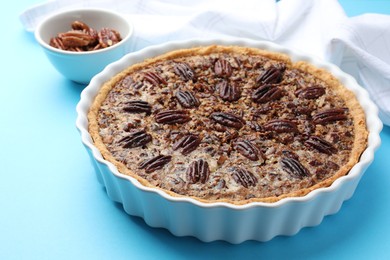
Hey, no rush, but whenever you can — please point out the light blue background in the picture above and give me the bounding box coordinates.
[2,1,390,259]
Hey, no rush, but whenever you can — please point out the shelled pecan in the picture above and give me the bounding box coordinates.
[49,20,122,52]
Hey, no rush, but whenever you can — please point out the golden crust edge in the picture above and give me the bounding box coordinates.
[87,45,368,205]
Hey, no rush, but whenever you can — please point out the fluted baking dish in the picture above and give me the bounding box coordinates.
[76,38,382,243]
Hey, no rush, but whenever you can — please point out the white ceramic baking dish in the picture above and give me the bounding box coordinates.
[76,38,382,243]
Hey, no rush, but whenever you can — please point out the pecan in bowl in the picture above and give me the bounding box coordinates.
[49,20,122,52]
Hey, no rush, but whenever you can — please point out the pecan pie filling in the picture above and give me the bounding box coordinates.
[90,45,367,204]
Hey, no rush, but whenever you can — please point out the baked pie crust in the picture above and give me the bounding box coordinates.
[88,45,367,204]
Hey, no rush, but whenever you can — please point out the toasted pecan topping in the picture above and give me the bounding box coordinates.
[96,47,360,202]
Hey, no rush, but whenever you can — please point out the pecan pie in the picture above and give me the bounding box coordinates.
[88,45,367,204]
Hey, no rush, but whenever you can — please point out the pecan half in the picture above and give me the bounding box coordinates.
[232,167,258,188]
[305,136,337,155]
[252,84,283,103]
[50,37,66,50]
[174,62,196,81]
[138,155,172,173]
[175,90,200,108]
[217,80,241,102]
[155,110,191,124]
[210,112,245,129]
[256,66,283,85]
[123,100,152,114]
[118,130,152,148]
[71,21,90,31]
[214,59,233,78]
[312,108,347,125]
[264,119,298,133]
[98,28,122,48]
[58,31,96,47]
[186,159,210,184]
[280,157,309,178]
[295,86,325,99]
[234,140,263,161]
[172,134,201,155]
[144,71,167,86]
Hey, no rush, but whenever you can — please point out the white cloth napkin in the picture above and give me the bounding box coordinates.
[20,0,390,126]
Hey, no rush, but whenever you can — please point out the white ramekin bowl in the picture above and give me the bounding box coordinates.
[76,38,382,243]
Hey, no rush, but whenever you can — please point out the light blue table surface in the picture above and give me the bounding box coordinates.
[2,1,390,259]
